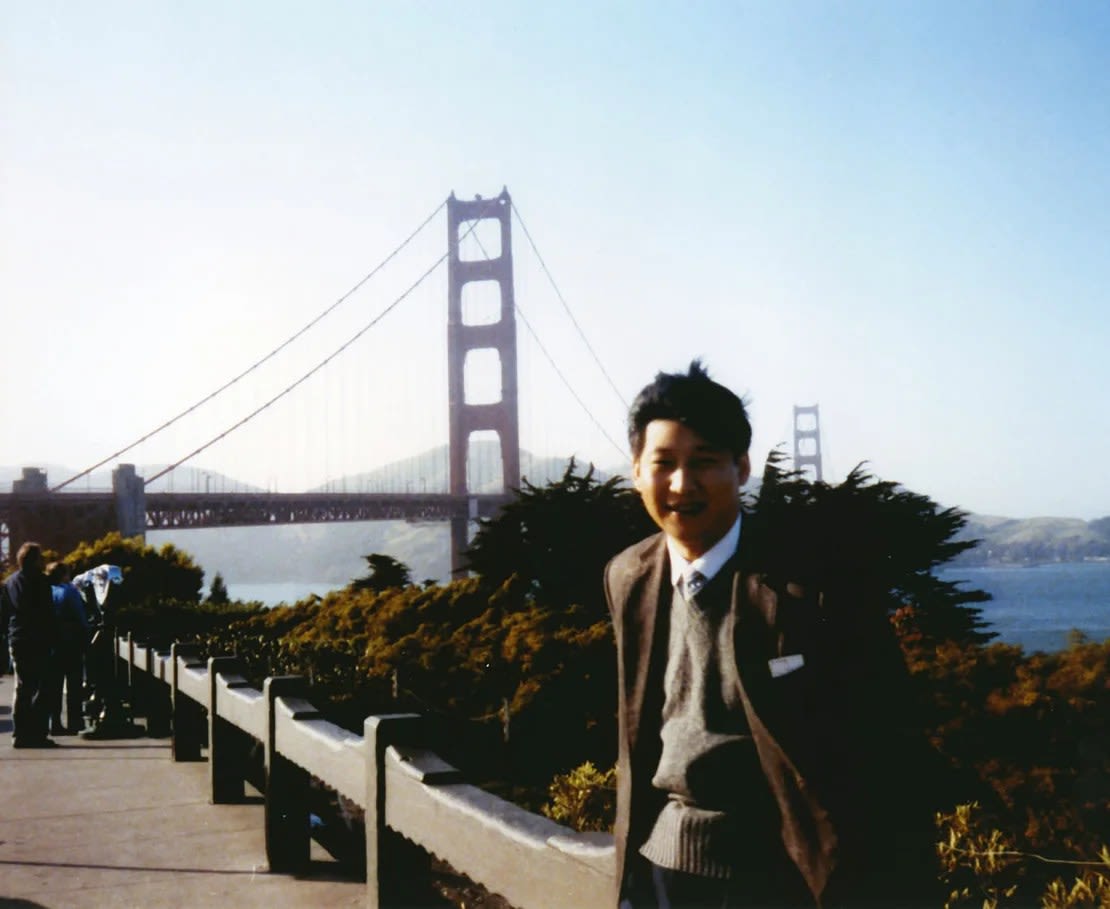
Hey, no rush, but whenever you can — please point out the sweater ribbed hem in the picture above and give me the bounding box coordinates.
[639,801,735,880]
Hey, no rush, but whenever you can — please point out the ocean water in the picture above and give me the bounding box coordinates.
[229,580,342,606]
[938,562,1110,652]
[228,563,1110,654]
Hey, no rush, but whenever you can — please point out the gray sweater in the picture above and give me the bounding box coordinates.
[639,569,761,879]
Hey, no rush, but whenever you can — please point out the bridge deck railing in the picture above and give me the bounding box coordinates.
[114,633,615,909]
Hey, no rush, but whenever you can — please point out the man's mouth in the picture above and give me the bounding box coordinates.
[666,502,705,517]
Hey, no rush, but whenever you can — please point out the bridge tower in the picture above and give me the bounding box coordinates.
[446,189,521,575]
[792,404,823,482]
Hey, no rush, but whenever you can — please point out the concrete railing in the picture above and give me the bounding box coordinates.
[114,634,615,909]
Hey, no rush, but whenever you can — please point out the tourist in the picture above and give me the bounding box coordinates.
[605,361,935,908]
[2,542,59,748]
[46,561,90,735]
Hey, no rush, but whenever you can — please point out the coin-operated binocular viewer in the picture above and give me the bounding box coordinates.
[73,564,138,738]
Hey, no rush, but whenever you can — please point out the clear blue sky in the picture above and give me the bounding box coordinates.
[2,2,1108,519]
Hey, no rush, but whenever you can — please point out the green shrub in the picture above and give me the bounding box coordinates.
[541,761,615,833]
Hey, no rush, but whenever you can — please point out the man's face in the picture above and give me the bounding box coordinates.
[633,419,750,560]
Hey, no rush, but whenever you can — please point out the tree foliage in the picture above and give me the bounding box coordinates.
[65,531,205,606]
[901,635,1110,861]
[202,574,617,790]
[61,533,259,644]
[939,801,1110,909]
[347,553,412,594]
[206,572,230,605]
[463,459,655,617]
[748,450,995,646]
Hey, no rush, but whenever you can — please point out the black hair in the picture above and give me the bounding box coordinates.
[628,359,752,459]
[16,542,43,571]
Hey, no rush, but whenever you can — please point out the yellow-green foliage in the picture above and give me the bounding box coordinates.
[201,574,618,783]
[541,761,615,833]
[1040,849,1110,909]
[938,802,1024,908]
[66,531,205,604]
[59,532,259,644]
[938,802,1110,909]
[899,628,1110,862]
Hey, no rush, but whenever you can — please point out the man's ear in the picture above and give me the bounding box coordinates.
[737,452,752,487]
[631,456,643,490]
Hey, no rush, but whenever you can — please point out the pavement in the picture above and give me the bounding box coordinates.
[0,672,366,908]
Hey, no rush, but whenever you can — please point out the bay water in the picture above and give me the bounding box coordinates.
[228,562,1110,654]
[938,561,1110,653]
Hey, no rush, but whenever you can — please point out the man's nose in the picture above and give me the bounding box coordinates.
[669,467,693,493]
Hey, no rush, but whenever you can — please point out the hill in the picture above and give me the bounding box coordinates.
[952,513,1110,566]
[307,442,623,494]
[0,464,263,494]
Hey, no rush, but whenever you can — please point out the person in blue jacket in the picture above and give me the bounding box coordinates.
[46,561,91,735]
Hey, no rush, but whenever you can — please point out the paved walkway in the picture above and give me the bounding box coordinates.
[0,673,365,908]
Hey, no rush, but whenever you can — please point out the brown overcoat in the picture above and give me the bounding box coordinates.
[604,532,936,908]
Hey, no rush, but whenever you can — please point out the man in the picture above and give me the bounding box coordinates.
[46,561,91,735]
[3,542,59,748]
[605,362,934,908]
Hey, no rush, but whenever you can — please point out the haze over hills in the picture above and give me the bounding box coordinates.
[5,450,1109,589]
[0,464,265,494]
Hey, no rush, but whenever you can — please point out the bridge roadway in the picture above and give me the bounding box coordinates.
[0,672,368,908]
[0,490,512,570]
[0,490,512,530]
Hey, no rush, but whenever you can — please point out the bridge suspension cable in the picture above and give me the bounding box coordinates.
[52,199,448,493]
[513,304,628,460]
[467,221,628,461]
[511,201,628,410]
[144,218,483,487]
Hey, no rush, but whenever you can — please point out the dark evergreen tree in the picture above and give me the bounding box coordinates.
[347,553,412,593]
[464,459,656,618]
[206,572,230,605]
[746,449,995,646]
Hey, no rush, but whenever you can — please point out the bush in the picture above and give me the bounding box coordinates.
[938,802,1110,908]
[541,761,615,833]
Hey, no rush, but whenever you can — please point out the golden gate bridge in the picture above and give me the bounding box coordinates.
[0,189,631,575]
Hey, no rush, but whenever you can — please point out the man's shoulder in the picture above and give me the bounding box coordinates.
[607,532,665,575]
[604,533,667,608]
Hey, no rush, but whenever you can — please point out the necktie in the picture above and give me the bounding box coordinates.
[684,570,707,599]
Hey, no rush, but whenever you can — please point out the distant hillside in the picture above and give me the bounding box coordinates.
[0,464,262,494]
[308,441,626,494]
[952,514,1110,566]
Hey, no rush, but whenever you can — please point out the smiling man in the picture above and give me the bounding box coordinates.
[604,362,934,909]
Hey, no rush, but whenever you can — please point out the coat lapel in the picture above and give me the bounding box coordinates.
[621,535,670,755]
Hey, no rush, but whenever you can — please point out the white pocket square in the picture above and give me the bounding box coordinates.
[769,654,805,678]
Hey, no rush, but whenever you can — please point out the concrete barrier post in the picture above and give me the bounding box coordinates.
[208,656,250,803]
[125,633,136,710]
[113,627,123,684]
[146,647,172,737]
[171,643,205,761]
[364,713,426,909]
[263,676,315,874]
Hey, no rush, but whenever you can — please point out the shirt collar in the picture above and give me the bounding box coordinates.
[667,513,742,589]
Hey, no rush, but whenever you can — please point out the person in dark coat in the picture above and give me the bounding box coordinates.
[605,362,936,908]
[46,561,90,735]
[3,542,59,748]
